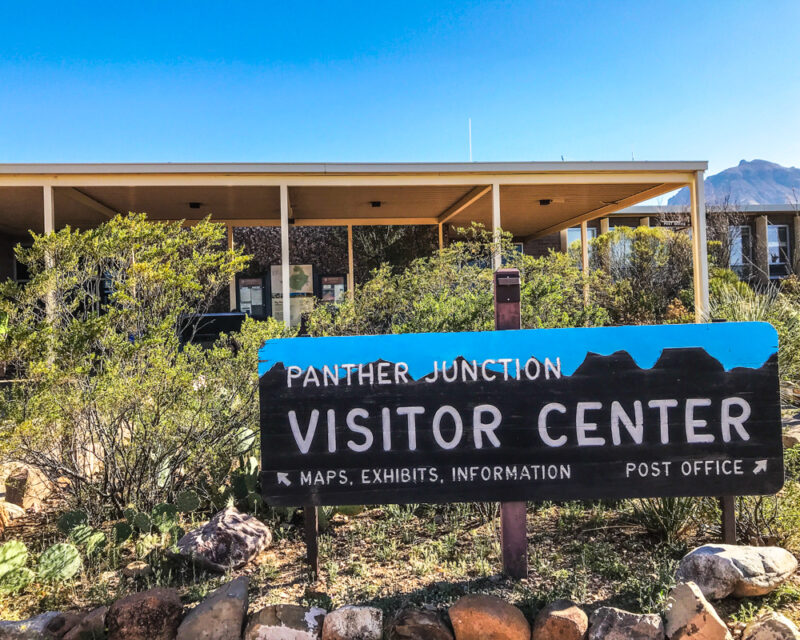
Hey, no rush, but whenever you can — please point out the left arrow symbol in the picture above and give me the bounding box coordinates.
[277,472,292,486]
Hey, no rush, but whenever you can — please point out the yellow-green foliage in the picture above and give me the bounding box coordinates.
[0,214,292,518]
[307,225,607,336]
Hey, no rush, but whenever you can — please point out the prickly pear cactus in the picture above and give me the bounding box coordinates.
[111,522,133,544]
[85,531,107,556]
[68,524,95,547]
[38,543,82,581]
[132,512,152,533]
[0,540,28,575]
[0,567,34,594]
[151,503,179,533]
[123,507,137,524]
[176,490,200,513]
[57,510,88,534]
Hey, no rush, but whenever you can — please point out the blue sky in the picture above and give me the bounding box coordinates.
[0,1,798,175]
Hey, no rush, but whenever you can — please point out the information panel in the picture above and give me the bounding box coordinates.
[258,322,783,506]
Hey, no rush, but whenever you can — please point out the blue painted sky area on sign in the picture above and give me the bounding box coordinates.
[258,322,778,380]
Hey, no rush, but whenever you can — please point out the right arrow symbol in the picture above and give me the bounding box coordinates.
[277,472,292,486]
[753,460,767,475]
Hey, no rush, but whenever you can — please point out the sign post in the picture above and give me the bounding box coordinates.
[494,269,528,578]
[259,321,782,573]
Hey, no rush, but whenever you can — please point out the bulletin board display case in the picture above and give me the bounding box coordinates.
[318,274,348,304]
[270,265,315,326]
[236,275,269,318]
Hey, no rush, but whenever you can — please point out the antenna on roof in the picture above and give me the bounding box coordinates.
[561,155,565,162]
[632,151,635,161]
[468,118,473,162]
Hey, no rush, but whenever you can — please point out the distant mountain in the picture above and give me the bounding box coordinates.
[668,159,800,205]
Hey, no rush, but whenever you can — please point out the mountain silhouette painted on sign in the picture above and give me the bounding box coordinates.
[669,159,800,205]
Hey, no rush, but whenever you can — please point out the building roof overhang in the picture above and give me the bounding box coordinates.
[0,161,707,239]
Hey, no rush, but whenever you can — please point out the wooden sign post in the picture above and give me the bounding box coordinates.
[258,321,782,575]
[494,269,528,578]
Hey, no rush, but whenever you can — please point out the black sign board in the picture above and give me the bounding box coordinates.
[258,322,782,506]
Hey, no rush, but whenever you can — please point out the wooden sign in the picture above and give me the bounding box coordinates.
[258,322,782,506]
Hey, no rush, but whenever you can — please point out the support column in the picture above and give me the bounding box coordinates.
[438,223,444,250]
[580,222,590,272]
[492,182,501,270]
[792,215,800,275]
[754,215,769,286]
[347,224,355,301]
[280,184,291,328]
[227,224,236,311]
[639,217,651,227]
[689,171,710,322]
[600,218,610,234]
[580,221,590,305]
[43,186,55,320]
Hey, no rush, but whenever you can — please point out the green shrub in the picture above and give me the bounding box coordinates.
[38,543,82,582]
[307,225,606,337]
[0,215,291,518]
[628,497,698,542]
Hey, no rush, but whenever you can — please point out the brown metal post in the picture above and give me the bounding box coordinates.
[494,268,528,579]
[305,503,319,575]
[711,318,737,545]
[720,496,736,544]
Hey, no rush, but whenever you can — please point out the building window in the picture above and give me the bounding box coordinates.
[566,227,598,270]
[729,225,752,278]
[566,226,598,247]
[768,224,791,279]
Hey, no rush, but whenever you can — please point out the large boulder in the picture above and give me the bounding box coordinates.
[176,576,248,640]
[675,544,798,599]
[782,425,800,449]
[4,466,51,511]
[0,611,68,639]
[63,606,108,640]
[532,600,587,640]
[588,607,664,640]
[176,506,272,573]
[743,613,800,640]
[245,604,327,639]
[322,606,383,640]
[388,607,453,640]
[106,587,183,640]
[664,582,731,640]
[448,594,530,640]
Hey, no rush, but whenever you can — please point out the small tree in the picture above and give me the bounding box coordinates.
[307,224,607,336]
[0,214,288,518]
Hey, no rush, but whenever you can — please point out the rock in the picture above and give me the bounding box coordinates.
[122,561,152,578]
[0,611,64,638]
[3,501,26,520]
[106,587,183,640]
[388,607,453,640]
[782,426,800,449]
[743,613,800,640]
[322,606,383,640]
[63,606,108,640]
[449,594,530,640]
[676,544,798,599]
[176,506,272,573]
[0,501,8,536]
[532,600,588,640]
[245,604,327,640]
[176,577,249,640]
[665,582,731,640]
[4,466,50,511]
[588,607,664,640]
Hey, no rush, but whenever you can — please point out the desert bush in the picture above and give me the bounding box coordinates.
[307,225,607,336]
[588,227,694,324]
[0,214,290,518]
[710,283,800,388]
[628,497,698,542]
